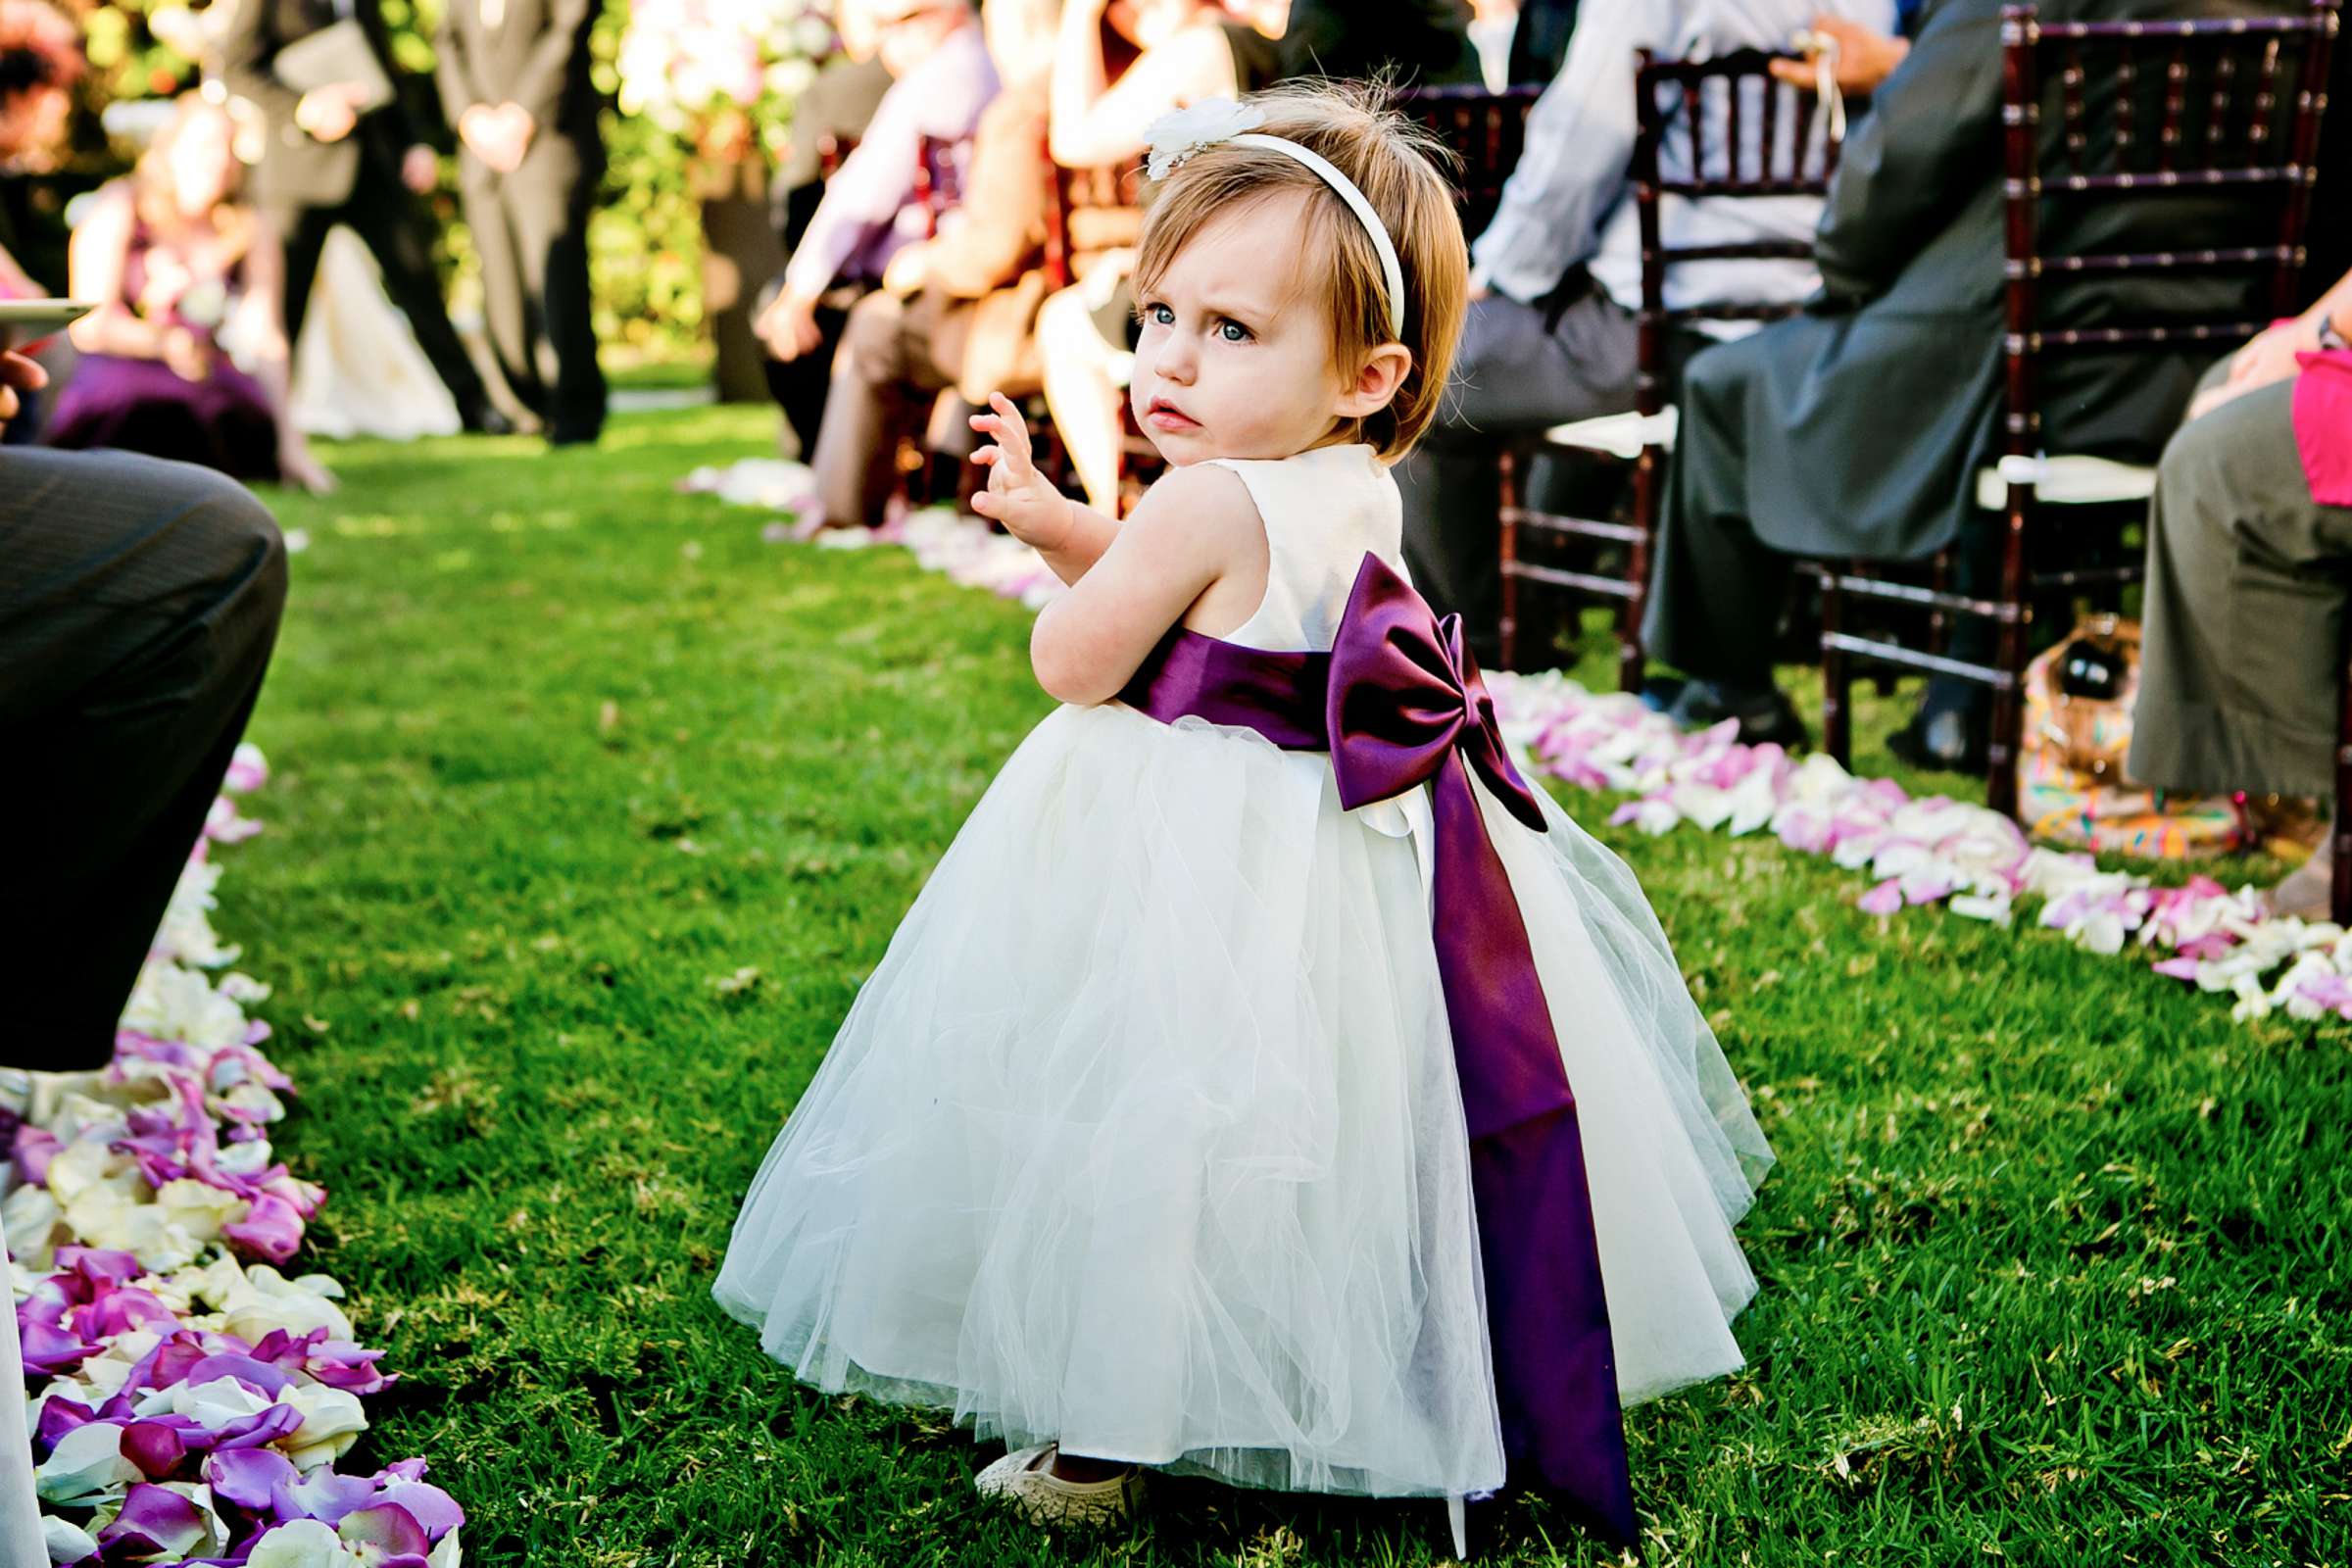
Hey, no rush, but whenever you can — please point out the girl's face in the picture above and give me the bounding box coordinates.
[1130,190,1356,466]
[166,107,237,217]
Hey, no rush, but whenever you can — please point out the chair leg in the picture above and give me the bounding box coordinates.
[1821,563,1852,766]
[1985,504,2032,819]
[2335,648,2352,927]
[1498,446,1521,673]
[1619,446,1655,694]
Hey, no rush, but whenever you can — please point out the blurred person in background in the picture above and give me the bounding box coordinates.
[1277,0,1483,87]
[760,0,895,454]
[1396,0,1894,669]
[0,0,82,443]
[1642,0,2278,765]
[799,0,1059,536]
[221,0,508,432]
[1038,0,1286,513]
[756,0,998,454]
[46,95,335,490]
[435,0,608,446]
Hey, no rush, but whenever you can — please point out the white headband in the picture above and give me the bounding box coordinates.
[1144,99,1407,340]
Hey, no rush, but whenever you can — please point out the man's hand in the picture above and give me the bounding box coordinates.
[0,348,46,429]
[460,103,535,173]
[757,288,824,362]
[402,144,439,194]
[293,84,364,144]
[1771,16,1910,96]
[969,393,1076,552]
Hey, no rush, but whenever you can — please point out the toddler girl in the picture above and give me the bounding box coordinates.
[714,81,1773,1555]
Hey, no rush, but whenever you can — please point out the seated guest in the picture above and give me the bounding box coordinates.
[754,0,998,451]
[1506,0,1576,84]
[1277,0,1484,87]
[47,95,334,491]
[760,0,895,454]
[1396,0,1895,667]
[1642,0,2275,760]
[802,0,1056,534]
[2129,265,2352,919]
[1039,0,1287,514]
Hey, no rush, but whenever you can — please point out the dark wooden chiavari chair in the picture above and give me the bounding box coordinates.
[1498,49,1845,685]
[1817,1,2338,826]
[1396,83,1544,240]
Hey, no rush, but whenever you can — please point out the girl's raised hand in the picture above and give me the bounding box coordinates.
[970,393,1075,552]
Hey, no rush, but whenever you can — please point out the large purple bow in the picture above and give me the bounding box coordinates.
[1118,554,1636,1546]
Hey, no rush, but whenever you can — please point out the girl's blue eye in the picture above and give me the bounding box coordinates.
[1218,320,1250,343]
[1147,303,1174,326]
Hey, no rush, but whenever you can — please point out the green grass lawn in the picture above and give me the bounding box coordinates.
[222,407,2352,1567]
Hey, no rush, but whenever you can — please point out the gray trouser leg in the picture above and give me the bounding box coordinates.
[811,290,951,527]
[1642,332,1791,685]
[1395,288,1638,660]
[2129,370,2352,797]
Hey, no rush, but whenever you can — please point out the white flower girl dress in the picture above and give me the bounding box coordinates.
[715,441,1773,1540]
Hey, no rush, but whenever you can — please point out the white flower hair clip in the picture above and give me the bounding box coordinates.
[1144,98,1266,182]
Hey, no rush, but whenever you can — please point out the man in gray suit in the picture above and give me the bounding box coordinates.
[1643,0,2276,762]
[1396,0,1896,671]
[221,0,504,431]
[435,0,607,444]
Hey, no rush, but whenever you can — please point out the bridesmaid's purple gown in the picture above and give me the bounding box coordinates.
[45,212,281,481]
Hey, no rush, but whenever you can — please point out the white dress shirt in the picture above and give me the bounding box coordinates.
[1470,0,1896,334]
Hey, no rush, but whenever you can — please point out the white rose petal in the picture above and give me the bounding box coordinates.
[34,1420,142,1507]
[245,1518,366,1568]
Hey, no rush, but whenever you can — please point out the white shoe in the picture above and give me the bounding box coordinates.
[974,1443,1144,1528]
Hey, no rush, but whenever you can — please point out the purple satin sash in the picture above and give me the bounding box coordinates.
[1115,554,1636,1545]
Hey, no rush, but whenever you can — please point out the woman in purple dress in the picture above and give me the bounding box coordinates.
[47,94,334,491]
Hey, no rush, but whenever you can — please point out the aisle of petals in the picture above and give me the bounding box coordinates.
[1490,672,2352,1026]
[791,503,2352,1032]
[9,749,464,1567]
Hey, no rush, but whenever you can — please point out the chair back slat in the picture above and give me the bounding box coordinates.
[2199,46,2231,165]
[2068,47,2093,175]
[1633,45,1851,368]
[2280,4,2338,310]
[1501,49,1852,684]
[1396,84,1543,242]
[2250,37,2282,153]
[2001,0,2336,383]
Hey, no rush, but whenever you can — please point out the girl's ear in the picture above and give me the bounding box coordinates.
[1335,342,1413,420]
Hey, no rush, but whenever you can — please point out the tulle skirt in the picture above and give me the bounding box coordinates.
[714,702,1772,1500]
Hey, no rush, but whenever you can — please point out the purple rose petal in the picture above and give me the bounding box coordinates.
[375,1481,464,1541]
[96,1482,209,1558]
[204,1446,300,1515]
[1858,879,1904,917]
[221,1193,306,1264]
[340,1501,431,1560]
[120,1418,193,1481]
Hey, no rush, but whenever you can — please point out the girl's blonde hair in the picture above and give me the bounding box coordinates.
[1134,80,1468,462]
